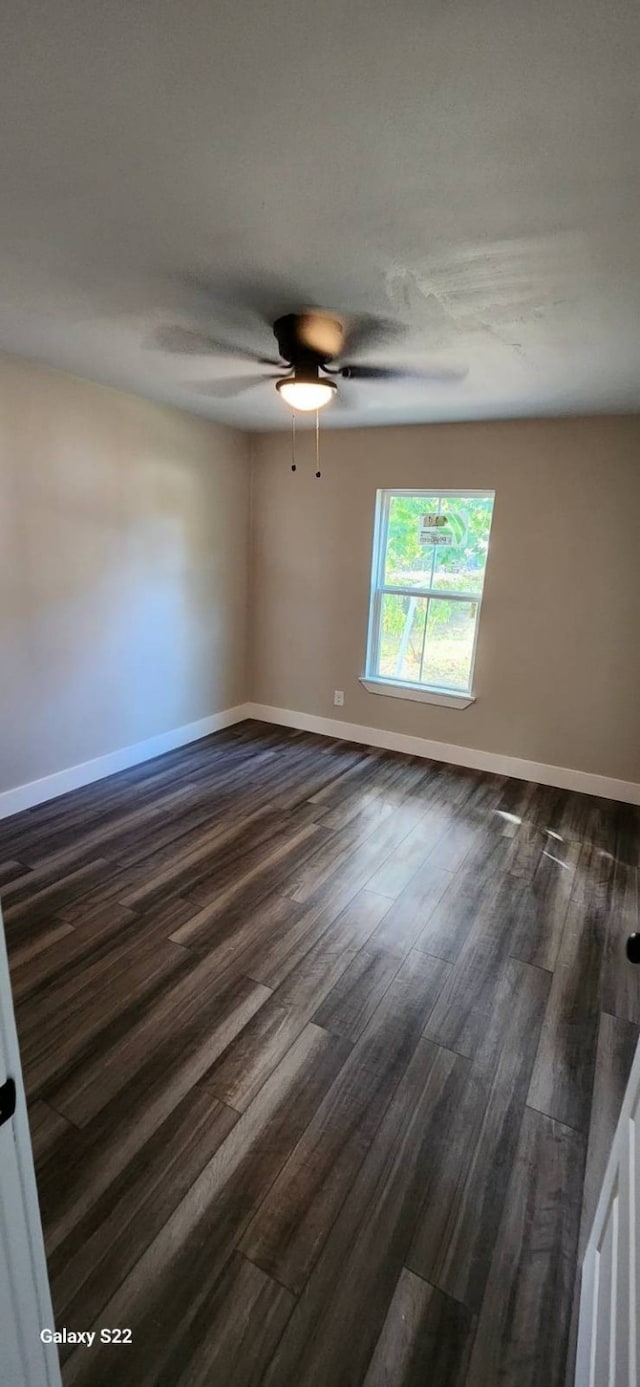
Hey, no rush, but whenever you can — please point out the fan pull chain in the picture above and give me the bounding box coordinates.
[290,413,296,471]
[315,409,321,478]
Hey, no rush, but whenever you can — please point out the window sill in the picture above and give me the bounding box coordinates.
[359,677,475,709]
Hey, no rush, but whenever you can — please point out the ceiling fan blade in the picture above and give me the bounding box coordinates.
[339,363,468,383]
[190,374,281,398]
[153,325,281,365]
[340,315,404,358]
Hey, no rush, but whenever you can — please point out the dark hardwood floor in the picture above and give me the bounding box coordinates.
[1,720,638,1386]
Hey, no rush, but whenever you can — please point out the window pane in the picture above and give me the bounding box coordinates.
[421,598,477,690]
[431,496,494,594]
[377,592,428,683]
[384,495,439,589]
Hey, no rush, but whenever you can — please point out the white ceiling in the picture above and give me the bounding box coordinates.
[1,0,639,430]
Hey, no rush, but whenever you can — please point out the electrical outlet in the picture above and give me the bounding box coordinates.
[333,690,344,707]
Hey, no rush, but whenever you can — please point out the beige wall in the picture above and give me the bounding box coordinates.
[0,356,250,792]
[3,366,638,795]
[250,417,640,783]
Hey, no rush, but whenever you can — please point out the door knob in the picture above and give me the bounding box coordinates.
[0,1077,16,1127]
[626,934,640,964]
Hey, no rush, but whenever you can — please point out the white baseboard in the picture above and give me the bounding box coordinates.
[3,699,638,818]
[246,702,640,806]
[0,704,252,820]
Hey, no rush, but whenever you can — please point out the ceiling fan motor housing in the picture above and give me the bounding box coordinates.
[273,313,341,366]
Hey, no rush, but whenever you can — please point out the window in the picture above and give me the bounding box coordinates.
[363,490,495,706]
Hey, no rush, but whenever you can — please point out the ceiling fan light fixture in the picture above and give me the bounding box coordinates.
[276,369,337,412]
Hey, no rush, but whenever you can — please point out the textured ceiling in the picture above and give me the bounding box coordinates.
[1,0,639,429]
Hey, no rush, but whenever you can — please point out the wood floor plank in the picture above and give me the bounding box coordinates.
[495,775,538,821]
[179,820,331,925]
[116,805,281,910]
[454,811,545,892]
[231,877,373,991]
[424,815,480,875]
[2,858,116,930]
[407,954,547,1290]
[183,809,327,907]
[17,936,192,1097]
[0,742,231,852]
[281,818,383,903]
[287,801,423,905]
[169,881,301,956]
[527,844,615,1132]
[28,1099,75,1165]
[412,870,491,964]
[268,742,369,813]
[261,1038,466,1387]
[502,818,547,878]
[49,956,271,1128]
[0,747,193,850]
[424,875,527,1057]
[413,771,510,881]
[14,902,190,1017]
[8,918,75,979]
[19,785,199,874]
[200,889,390,1110]
[151,1252,295,1387]
[0,859,31,887]
[465,1107,584,1387]
[37,971,271,1252]
[305,748,391,810]
[240,951,450,1293]
[0,853,111,908]
[362,1269,476,1387]
[508,835,581,971]
[614,801,640,868]
[56,864,146,921]
[63,1024,350,1387]
[408,957,550,1311]
[0,722,634,1387]
[107,793,242,870]
[271,887,392,1009]
[554,789,604,848]
[601,861,640,1021]
[199,999,309,1113]
[48,1087,240,1334]
[311,944,402,1042]
[366,858,451,958]
[75,894,197,940]
[9,904,134,1001]
[363,807,452,899]
[317,756,424,833]
[410,764,477,818]
[525,782,568,834]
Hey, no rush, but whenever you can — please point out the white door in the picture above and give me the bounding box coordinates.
[0,904,62,1387]
[575,1034,640,1386]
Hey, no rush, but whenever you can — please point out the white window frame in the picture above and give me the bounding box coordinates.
[361,488,495,709]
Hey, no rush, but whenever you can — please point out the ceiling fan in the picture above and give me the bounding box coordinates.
[156,309,467,413]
